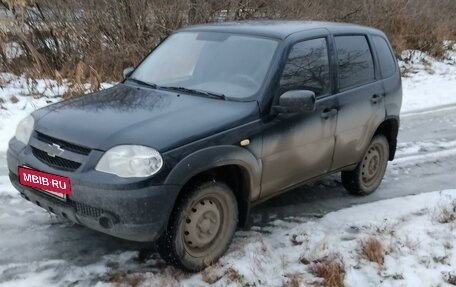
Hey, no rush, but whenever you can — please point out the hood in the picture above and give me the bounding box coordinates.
[33,84,259,151]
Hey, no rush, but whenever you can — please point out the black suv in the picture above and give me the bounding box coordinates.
[7,21,401,271]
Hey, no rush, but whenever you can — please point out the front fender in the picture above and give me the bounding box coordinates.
[164,145,262,201]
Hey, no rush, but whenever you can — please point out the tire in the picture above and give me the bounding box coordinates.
[157,181,238,271]
[341,135,389,196]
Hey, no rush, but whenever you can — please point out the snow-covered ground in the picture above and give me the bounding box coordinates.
[1,49,456,286]
[400,46,456,114]
[167,190,456,287]
[0,74,61,151]
[1,182,456,286]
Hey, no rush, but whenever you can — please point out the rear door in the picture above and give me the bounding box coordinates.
[331,34,386,170]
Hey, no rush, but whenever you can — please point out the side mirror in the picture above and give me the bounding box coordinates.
[122,67,134,79]
[275,90,316,113]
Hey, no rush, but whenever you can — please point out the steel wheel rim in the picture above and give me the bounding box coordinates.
[182,195,225,256]
[361,143,384,187]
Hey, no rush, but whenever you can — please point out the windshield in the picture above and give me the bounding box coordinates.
[130,32,279,100]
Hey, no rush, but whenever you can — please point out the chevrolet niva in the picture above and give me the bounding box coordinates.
[7,21,401,271]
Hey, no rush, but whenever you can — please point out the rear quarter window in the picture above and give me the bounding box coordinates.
[335,35,375,90]
[372,36,397,78]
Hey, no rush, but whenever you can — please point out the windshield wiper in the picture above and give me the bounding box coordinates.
[160,86,226,100]
[126,78,159,89]
[126,80,226,100]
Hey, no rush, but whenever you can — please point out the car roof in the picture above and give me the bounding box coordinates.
[178,20,384,40]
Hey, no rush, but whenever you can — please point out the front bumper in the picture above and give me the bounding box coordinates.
[7,139,180,242]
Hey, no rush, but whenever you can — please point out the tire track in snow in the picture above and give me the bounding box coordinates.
[393,139,456,165]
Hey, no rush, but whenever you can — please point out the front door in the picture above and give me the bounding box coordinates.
[260,37,338,198]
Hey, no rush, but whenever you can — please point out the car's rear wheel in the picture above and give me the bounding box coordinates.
[341,135,389,196]
[157,181,238,271]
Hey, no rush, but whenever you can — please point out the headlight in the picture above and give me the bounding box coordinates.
[15,115,34,145]
[95,145,163,178]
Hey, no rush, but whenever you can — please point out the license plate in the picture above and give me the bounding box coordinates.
[18,166,71,200]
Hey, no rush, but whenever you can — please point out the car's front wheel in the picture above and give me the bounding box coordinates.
[341,135,389,196]
[157,181,238,271]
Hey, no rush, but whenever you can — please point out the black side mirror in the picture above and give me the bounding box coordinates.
[275,90,316,113]
[122,67,134,79]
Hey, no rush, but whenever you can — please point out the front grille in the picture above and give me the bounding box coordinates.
[36,132,91,155]
[73,201,106,218]
[32,147,82,171]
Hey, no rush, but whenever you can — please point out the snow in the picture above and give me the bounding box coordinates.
[393,139,456,166]
[184,190,456,287]
[400,47,456,114]
[2,42,23,59]
[0,75,60,152]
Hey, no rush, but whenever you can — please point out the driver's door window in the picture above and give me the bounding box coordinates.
[279,38,330,97]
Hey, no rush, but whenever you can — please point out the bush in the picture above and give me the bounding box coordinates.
[1,0,455,96]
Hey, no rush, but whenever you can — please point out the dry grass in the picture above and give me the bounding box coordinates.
[399,236,420,252]
[201,263,225,284]
[107,271,144,287]
[444,272,456,285]
[225,267,246,284]
[201,272,221,284]
[9,95,18,103]
[1,0,455,95]
[435,200,456,224]
[359,237,384,266]
[283,273,302,287]
[444,241,453,250]
[300,256,311,265]
[308,254,345,287]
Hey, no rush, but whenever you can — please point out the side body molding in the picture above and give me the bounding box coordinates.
[164,145,262,202]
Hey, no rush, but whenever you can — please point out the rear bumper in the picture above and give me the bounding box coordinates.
[7,139,180,242]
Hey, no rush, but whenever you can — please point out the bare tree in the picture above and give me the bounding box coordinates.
[1,0,455,96]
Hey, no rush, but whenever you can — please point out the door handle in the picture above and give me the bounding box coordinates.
[321,108,337,119]
[371,94,383,104]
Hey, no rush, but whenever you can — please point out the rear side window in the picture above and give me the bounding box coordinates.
[372,36,397,78]
[335,35,375,90]
[279,38,330,97]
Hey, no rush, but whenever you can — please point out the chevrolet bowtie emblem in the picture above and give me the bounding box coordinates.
[47,143,64,157]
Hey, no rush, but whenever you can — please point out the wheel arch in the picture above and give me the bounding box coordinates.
[373,116,399,160]
[164,145,262,227]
